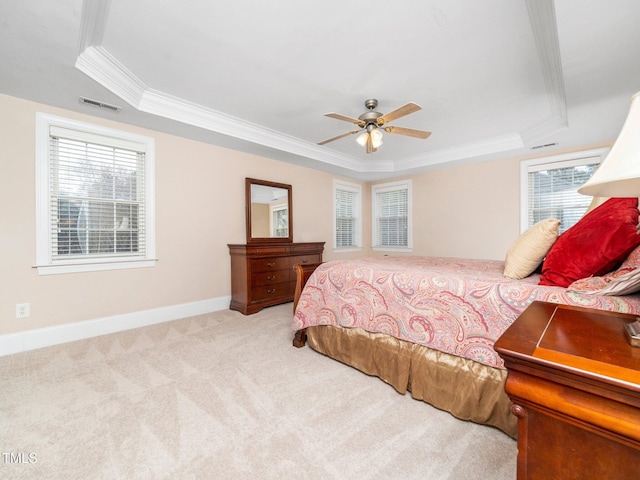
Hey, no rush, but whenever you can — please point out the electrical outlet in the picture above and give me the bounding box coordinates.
[16,303,30,319]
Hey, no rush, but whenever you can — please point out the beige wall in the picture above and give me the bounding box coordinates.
[410,158,521,260]
[0,94,359,335]
[0,93,610,338]
[404,142,611,260]
[250,203,270,237]
[364,163,520,261]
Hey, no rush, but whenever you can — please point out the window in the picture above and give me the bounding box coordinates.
[521,148,608,234]
[36,113,156,274]
[372,179,412,251]
[270,204,289,238]
[333,180,362,251]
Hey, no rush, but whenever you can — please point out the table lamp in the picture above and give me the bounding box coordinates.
[578,91,640,197]
[578,91,640,345]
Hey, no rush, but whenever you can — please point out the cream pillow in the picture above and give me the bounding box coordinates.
[504,218,561,279]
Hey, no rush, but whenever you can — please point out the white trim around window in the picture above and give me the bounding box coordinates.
[333,179,362,252]
[520,147,608,234]
[35,113,156,275]
[372,179,412,252]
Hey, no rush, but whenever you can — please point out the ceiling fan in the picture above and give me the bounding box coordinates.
[318,98,431,154]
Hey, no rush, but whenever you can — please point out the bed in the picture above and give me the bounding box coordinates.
[291,251,640,438]
[291,197,640,437]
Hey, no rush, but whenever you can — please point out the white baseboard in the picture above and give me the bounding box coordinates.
[0,296,232,357]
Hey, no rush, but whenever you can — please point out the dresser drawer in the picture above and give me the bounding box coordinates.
[251,282,292,302]
[252,270,290,287]
[289,254,321,269]
[250,257,289,273]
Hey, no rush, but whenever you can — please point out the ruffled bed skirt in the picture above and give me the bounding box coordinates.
[306,325,517,438]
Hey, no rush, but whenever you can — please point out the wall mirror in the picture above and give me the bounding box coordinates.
[246,178,293,243]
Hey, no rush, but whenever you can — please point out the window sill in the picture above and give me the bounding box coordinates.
[372,247,413,253]
[35,258,157,275]
[333,247,363,254]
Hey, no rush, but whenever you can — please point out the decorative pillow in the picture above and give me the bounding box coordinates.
[584,196,608,215]
[568,244,640,295]
[504,218,560,279]
[539,197,640,287]
[568,268,640,295]
[621,243,640,269]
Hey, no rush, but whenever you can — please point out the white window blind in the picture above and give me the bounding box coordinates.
[336,189,356,247]
[522,150,606,234]
[373,180,411,250]
[36,113,156,274]
[271,204,289,238]
[334,180,362,250]
[50,129,146,260]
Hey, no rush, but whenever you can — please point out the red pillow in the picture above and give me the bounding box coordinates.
[539,197,640,287]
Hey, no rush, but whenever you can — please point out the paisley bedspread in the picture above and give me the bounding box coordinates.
[292,256,640,369]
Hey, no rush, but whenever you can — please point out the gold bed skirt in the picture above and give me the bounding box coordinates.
[306,325,517,438]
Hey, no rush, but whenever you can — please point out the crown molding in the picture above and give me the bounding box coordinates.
[76,0,112,53]
[519,112,569,146]
[139,88,365,171]
[76,46,364,172]
[76,46,147,108]
[396,133,524,170]
[75,0,566,176]
[521,0,568,144]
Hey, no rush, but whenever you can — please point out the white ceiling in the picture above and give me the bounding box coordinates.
[1,0,639,180]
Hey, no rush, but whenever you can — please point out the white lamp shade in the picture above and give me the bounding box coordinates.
[578,91,640,197]
[370,128,383,148]
[356,132,368,147]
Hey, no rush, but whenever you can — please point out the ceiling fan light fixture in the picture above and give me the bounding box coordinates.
[370,128,383,148]
[356,131,369,147]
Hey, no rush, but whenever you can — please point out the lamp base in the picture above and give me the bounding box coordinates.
[623,319,640,347]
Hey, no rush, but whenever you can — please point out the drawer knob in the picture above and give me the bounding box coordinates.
[267,262,276,267]
[268,275,276,281]
[302,259,308,264]
[267,288,276,294]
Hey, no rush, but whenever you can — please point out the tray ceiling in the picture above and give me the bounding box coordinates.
[1,0,639,180]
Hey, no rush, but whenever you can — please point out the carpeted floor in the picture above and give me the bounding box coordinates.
[0,303,516,479]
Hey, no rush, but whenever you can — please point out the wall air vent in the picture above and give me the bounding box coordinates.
[531,142,558,150]
[79,97,121,112]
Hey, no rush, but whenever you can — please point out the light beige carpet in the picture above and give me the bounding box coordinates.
[0,303,516,479]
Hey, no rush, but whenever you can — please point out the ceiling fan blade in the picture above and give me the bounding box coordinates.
[377,103,421,126]
[325,113,365,127]
[383,125,431,139]
[318,129,360,145]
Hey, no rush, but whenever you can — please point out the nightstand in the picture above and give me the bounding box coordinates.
[494,301,640,480]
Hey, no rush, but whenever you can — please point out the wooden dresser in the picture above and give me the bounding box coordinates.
[494,301,640,480]
[228,242,324,315]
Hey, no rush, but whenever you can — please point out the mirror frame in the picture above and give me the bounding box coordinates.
[246,178,293,244]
